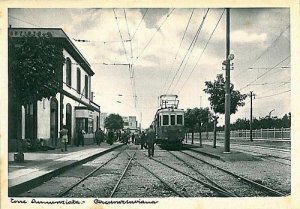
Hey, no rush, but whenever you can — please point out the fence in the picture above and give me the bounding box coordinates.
[186,128,290,141]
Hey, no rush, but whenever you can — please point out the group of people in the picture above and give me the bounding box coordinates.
[58,126,104,152]
[121,125,156,157]
[58,124,156,157]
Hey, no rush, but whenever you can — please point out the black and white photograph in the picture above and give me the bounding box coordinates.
[1,1,299,209]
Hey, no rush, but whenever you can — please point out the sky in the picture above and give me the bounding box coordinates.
[8,8,291,128]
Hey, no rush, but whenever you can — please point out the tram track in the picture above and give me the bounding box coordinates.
[58,146,129,197]
[123,150,186,197]
[226,147,290,166]
[180,150,287,197]
[139,151,233,197]
[189,142,290,166]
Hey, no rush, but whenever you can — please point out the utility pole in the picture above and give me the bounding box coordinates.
[213,115,218,148]
[249,91,255,142]
[224,8,231,153]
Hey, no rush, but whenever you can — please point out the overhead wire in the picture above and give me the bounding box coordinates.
[124,9,138,108]
[8,15,41,27]
[177,9,225,94]
[162,9,195,93]
[131,9,148,41]
[170,9,208,93]
[113,8,130,64]
[135,8,175,62]
[238,55,290,91]
[255,89,291,100]
[233,25,290,79]
[165,9,210,94]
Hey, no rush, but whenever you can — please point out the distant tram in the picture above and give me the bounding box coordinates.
[152,95,185,149]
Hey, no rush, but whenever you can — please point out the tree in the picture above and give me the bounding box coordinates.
[9,32,64,106]
[203,74,247,115]
[104,114,124,131]
[8,32,65,156]
[184,107,211,145]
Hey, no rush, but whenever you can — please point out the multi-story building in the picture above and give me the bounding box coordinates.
[8,28,101,150]
[99,112,108,131]
[122,116,138,133]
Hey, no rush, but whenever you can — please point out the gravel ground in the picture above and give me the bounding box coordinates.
[135,149,220,197]
[15,143,290,198]
[168,151,270,196]
[182,150,291,195]
[16,147,126,197]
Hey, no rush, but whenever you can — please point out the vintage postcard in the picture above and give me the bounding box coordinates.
[1,0,299,209]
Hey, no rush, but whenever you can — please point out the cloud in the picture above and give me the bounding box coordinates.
[231,30,267,43]
[143,9,170,29]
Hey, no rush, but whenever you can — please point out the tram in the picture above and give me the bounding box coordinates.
[152,95,185,149]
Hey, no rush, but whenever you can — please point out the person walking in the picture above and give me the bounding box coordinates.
[131,133,135,144]
[95,128,103,146]
[146,125,156,157]
[59,125,68,152]
[77,128,85,147]
[140,131,146,149]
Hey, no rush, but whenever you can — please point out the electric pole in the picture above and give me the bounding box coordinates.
[224,8,231,153]
[249,91,255,142]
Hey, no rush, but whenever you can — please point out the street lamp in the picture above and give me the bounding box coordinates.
[269,109,275,117]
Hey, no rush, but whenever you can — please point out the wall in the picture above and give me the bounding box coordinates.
[63,50,90,104]
[37,98,51,139]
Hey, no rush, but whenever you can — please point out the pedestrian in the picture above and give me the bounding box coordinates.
[135,132,140,145]
[140,131,146,149]
[59,125,68,152]
[77,128,85,147]
[131,133,135,144]
[95,128,103,146]
[107,129,114,145]
[146,125,156,157]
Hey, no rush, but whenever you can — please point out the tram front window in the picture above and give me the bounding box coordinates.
[177,115,183,125]
[163,115,169,125]
[171,115,175,125]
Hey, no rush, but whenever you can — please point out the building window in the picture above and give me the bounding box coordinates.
[171,115,175,125]
[177,115,183,125]
[76,118,85,132]
[87,118,93,133]
[85,75,89,98]
[77,68,81,93]
[66,58,72,86]
[163,115,169,126]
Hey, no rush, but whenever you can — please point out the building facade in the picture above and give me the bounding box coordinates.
[8,28,100,150]
[122,116,139,133]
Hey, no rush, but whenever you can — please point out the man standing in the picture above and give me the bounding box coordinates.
[59,125,68,152]
[146,125,156,157]
[77,128,85,147]
[140,131,146,149]
[95,128,103,146]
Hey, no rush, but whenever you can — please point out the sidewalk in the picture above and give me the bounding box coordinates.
[183,143,261,162]
[8,142,124,196]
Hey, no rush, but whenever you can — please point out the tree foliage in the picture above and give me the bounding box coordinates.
[230,112,291,130]
[9,32,65,106]
[104,114,124,131]
[203,74,247,115]
[184,107,212,131]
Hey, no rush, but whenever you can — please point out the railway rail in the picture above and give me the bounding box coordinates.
[124,150,185,197]
[58,146,128,197]
[180,150,287,197]
[192,142,290,166]
[139,151,233,197]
